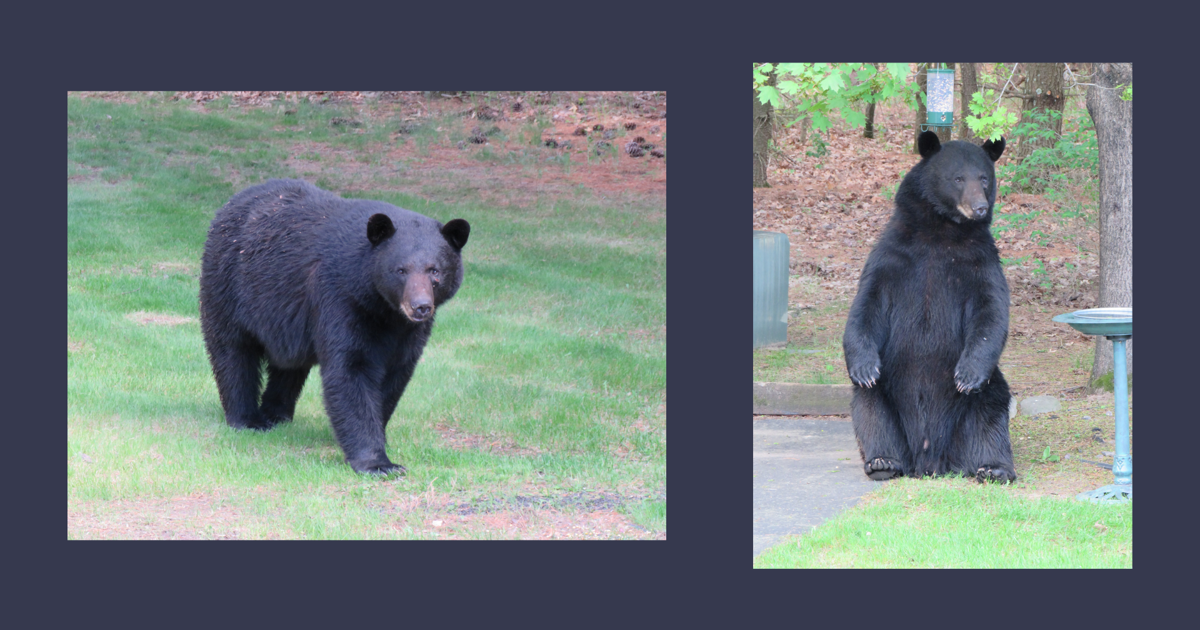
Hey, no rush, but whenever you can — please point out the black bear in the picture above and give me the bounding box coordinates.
[199,179,470,475]
[842,131,1015,483]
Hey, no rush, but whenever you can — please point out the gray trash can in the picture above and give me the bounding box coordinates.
[753,231,789,348]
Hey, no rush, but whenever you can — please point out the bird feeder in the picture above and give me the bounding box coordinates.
[1051,307,1133,502]
[923,66,955,132]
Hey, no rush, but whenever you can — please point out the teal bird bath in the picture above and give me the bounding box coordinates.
[1051,307,1132,503]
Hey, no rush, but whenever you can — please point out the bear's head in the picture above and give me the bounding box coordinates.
[367,213,470,323]
[916,130,1005,224]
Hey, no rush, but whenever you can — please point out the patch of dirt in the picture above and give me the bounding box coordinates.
[125,311,196,326]
[75,91,666,209]
[69,492,290,540]
[435,423,541,457]
[153,262,196,276]
[414,508,659,540]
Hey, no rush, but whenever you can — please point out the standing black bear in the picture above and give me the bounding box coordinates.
[843,131,1015,483]
[199,179,470,475]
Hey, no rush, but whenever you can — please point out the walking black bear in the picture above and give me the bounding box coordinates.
[842,131,1016,483]
[200,179,470,475]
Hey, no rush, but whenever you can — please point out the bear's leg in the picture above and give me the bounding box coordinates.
[318,359,405,475]
[949,371,1017,483]
[851,385,910,480]
[208,337,272,430]
[380,361,418,430]
[260,365,310,425]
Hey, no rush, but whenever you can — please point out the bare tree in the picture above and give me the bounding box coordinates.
[1085,62,1133,386]
[863,62,878,139]
[959,62,978,144]
[1015,63,1066,160]
[753,71,775,188]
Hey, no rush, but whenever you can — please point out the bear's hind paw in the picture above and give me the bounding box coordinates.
[865,457,903,480]
[975,465,1016,484]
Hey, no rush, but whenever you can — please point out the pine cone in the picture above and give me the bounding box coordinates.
[625,142,643,157]
[624,122,636,130]
[544,139,559,148]
[602,129,616,140]
[573,126,588,136]
[650,149,664,158]
[592,124,605,131]
[512,101,523,112]
[633,136,646,144]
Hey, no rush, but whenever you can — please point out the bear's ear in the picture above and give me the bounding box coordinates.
[982,137,1006,162]
[917,130,941,159]
[442,219,470,251]
[367,213,396,246]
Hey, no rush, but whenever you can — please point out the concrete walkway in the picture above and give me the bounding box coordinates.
[753,416,880,558]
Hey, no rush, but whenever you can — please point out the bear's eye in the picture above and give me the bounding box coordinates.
[395,267,407,275]
[954,176,963,183]
[428,267,439,277]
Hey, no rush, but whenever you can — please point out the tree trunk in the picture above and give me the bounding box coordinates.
[1015,63,1066,160]
[1085,62,1133,386]
[753,72,775,188]
[864,63,878,139]
[959,62,978,144]
[914,63,953,153]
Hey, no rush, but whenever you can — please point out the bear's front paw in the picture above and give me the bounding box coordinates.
[349,457,407,476]
[848,359,881,388]
[953,362,989,394]
[975,465,1016,484]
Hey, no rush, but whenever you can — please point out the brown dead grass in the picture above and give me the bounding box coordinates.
[125,311,196,326]
[435,423,542,457]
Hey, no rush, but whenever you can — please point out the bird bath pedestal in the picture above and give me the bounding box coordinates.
[1051,307,1132,503]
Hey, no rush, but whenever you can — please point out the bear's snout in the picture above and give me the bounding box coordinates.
[399,277,436,322]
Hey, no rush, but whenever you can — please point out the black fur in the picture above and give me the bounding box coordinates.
[843,132,1015,483]
[199,179,469,475]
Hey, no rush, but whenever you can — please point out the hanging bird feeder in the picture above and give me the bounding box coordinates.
[922,65,955,132]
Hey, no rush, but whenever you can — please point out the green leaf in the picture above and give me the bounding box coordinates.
[885,63,909,80]
[758,86,781,108]
[818,72,845,92]
[842,110,866,128]
[811,111,831,132]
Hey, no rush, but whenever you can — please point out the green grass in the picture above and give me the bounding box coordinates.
[754,477,1132,568]
[67,93,665,539]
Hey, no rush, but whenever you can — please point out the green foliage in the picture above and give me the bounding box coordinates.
[806,131,828,158]
[1033,445,1060,464]
[1090,371,1132,393]
[964,89,1019,141]
[754,62,921,133]
[998,109,1098,195]
[879,170,906,201]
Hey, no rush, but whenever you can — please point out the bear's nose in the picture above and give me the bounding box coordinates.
[411,303,432,320]
[973,203,989,219]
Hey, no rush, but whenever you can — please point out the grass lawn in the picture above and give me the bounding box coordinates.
[754,476,1132,568]
[68,91,666,539]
